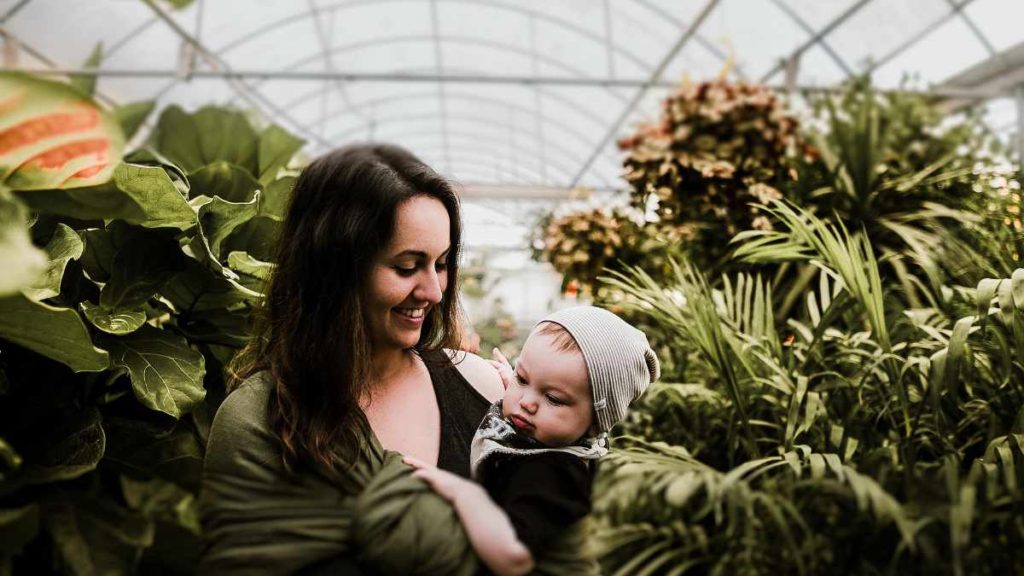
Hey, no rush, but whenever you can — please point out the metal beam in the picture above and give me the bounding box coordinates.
[760,0,873,84]
[632,0,747,81]
[12,66,1010,100]
[863,0,979,78]
[138,0,334,150]
[429,0,451,173]
[569,0,721,188]
[0,0,30,24]
[216,0,653,74]
[769,0,852,77]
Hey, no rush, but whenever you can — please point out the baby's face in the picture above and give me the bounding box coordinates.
[501,329,594,446]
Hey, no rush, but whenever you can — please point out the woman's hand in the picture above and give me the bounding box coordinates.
[404,456,476,503]
[489,348,515,391]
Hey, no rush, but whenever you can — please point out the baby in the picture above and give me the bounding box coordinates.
[406,305,659,576]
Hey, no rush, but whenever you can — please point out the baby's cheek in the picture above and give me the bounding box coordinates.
[500,395,514,418]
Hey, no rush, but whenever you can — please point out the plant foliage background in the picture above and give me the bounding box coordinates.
[2,62,1023,575]
[534,78,1024,575]
[0,70,301,575]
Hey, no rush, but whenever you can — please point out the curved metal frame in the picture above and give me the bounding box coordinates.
[391,126,608,186]
[215,0,653,73]
[392,133,580,182]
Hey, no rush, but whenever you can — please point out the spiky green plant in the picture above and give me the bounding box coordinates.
[597,201,1024,575]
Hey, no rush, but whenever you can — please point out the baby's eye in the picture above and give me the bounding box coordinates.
[546,395,565,406]
[515,373,527,386]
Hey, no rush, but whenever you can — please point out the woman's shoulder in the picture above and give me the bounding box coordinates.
[205,371,276,469]
[442,349,503,403]
[215,372,274,426]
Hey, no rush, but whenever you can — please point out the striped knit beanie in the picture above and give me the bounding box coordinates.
[539,306,660,434]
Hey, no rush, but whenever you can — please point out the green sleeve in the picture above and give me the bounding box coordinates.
[198,375,353,575]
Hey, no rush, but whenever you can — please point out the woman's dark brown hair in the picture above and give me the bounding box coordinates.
[231,143,462,482]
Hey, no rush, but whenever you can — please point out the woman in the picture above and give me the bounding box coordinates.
[199,143,503,574]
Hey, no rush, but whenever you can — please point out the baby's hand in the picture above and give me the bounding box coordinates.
[404,456,471,503]
[489,347,515,391]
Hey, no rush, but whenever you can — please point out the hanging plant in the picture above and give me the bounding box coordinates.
[618,79,805,269]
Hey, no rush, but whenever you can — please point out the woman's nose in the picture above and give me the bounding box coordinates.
[415,269,444,304]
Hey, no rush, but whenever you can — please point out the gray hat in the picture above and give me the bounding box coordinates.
[538,306,660,434]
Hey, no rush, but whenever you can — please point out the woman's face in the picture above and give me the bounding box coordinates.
[367,195,451,352]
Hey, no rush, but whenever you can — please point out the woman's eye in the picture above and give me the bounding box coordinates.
[434,262,448,272]
[394,266,417,276]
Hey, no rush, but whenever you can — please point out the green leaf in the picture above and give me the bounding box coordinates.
[12,408,105,487]
[0,72,124,189]
[15,163,198,231]
[80,300,146,335]
[22,223,84,302]
[259,175,294,221]
[220,215,280,261]
[114,101,156,141]
[257,124,303,186]
[151,105,258,175]
[0,437,22,481]
[99,226,183,310]
[187,160,259,202]
[0,294,109,372]
[0,504,39,557]
[43,489,154,576]
[70,43,102,98]
[193,192,260,259]
[103,416,203,492]
[159,257,258,314]
[78,228,116,283]
[104,325,206,419]
[226,251,273,280]
[0,189,47,297]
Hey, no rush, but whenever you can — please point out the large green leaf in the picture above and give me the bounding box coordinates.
[104,325,206,419]
[78,227,116,283]
[43,489,154,576]
[114,101,156,141]
[227,251,273,280]
[221,215,280,262]
[80,300,146,335]
[192,192,260,259]
[0,72,124,189]
[0,504,39,557]
[0,294,108,372]
[159,256,258,315]
[70,43,102,98]
[259,174,294,221]
[187,160,259,202]
[257,124,303,186]
[0,189,47,297]
[10,408,105,488]
[15,162,198,230]
[151,105,258,174]
[22,223,84,302]
[99,225,183,311]
[103,416,203,492]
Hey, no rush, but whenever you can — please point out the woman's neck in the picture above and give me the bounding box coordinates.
[370,346,417,384]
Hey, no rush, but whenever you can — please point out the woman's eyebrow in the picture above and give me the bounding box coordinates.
[392,247,450,259]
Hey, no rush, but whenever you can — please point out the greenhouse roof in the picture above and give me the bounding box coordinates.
[4,0,1024,198]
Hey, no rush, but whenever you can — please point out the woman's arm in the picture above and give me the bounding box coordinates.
[405,457,535,576]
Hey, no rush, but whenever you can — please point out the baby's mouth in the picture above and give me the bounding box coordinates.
[509,414,533,431]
